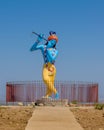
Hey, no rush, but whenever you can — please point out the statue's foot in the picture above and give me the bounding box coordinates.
[55,92,59,99]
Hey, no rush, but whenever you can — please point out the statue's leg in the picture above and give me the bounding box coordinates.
[45,81,53,97]
[42,64,51,98]
[42,63,59,98]
[48,63,59,99]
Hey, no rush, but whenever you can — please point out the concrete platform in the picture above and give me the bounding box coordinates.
[35,98,68,106]
[25,106,84,130]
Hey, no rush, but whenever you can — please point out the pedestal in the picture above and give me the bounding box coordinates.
[35,97,68,106]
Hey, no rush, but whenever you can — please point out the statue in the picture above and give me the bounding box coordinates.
[30,31,59,99]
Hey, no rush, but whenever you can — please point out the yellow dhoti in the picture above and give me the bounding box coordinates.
[42,62,57,98]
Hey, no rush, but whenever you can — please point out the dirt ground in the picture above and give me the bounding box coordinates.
[0,106,34,130]
[0,106,104,130]
[71,107,104,130]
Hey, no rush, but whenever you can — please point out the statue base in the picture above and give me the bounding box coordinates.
[35,97,68,106]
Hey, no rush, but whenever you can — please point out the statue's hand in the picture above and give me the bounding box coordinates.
[37,34,44,43]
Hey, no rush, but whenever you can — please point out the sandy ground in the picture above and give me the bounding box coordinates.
[0,106,104,130]
[71,107,104,130]
[0,106,34,130]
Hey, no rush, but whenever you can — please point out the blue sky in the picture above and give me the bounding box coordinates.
[0,0,104,99]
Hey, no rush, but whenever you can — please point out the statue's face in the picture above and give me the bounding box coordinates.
[47,40,56,48]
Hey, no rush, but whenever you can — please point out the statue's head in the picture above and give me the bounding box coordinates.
[46,31,58,48]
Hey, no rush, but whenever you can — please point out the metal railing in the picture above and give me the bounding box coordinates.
[6,81,98,104]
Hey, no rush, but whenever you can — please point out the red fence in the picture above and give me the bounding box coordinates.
[6,81,98,103]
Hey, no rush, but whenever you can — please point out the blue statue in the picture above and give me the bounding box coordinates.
[30,31,59,99]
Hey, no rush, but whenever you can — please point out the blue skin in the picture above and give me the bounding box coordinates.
[30,35,58,64]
